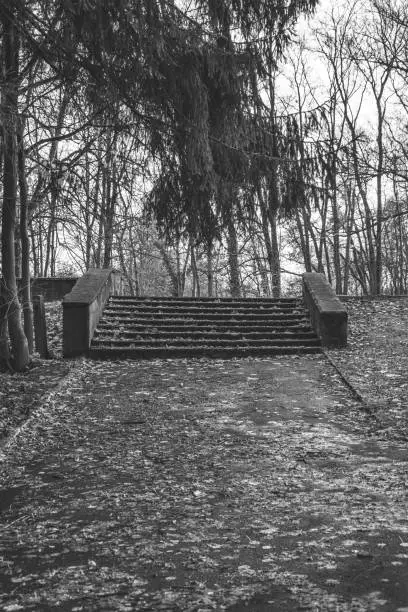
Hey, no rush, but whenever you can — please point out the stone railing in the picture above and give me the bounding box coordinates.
[63,269,122,357]
[303,273,347,347]
[6,277,79,302]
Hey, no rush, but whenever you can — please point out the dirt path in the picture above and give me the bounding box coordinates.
[0,355,407,611]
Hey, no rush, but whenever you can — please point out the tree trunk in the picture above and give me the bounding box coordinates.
[103,163,115,268]
[95,154,105,267]
[38,219,44,275]
[84,148,93,268]
[295,208,312,272]
[117,228,135,296]
[257,185,280,297]
[1,10,29,371]
[14,225,21,278]
[103,128,118,269]
[226,218,241,298]
[129,227,140,296]
[0,294,12,369]
[190,242,200,297]
[30,219,39,277]
[267,75,282,297]
[375,109,384,295]
[342,181,356,295]
[17,121,34,353]
[270,210,281,298]
[206,242,214,297]
[330,181,342,293]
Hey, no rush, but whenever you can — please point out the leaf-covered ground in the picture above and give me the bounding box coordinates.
[327,297,408,441]
[0,303,69,446]
[0,299,407,611]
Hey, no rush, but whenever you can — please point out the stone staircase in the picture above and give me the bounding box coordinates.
[89,296,321,359]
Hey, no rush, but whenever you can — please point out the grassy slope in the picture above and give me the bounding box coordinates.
[327,298,408,439]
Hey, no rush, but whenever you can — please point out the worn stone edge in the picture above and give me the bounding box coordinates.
[322,349,384,425]
[63,269,112,305]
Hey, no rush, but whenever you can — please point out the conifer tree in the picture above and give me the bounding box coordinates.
[0,0,318,369]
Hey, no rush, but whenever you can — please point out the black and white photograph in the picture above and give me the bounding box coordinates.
[1,0,408,609]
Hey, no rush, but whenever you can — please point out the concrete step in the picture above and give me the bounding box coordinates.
[90,295,321,359]
[93,329,318,341]
[91,336,321,348]
[95,322,312,333]
[108,299,302,311]
[110,296,300,305]
[105,304,305,317]
[89,345,322,360]
[101,311,307,322]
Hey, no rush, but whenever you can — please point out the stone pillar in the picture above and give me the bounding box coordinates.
[303,273,347,347]
[63,268,114,357]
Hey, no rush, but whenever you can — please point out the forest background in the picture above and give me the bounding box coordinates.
[0,0,407,370]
